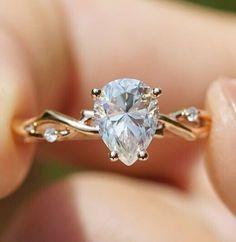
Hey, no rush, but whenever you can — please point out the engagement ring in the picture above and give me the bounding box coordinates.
[14,78,211,166]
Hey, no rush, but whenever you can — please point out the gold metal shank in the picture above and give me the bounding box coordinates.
[13,108,211,143]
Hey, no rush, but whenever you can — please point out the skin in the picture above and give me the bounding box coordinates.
[0,0,236,241]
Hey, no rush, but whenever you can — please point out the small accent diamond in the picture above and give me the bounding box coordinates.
[44,128,58,143]
[25,124,35,133]
[184,107,199,122]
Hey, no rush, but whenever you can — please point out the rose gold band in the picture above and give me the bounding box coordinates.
[13,107,211,143]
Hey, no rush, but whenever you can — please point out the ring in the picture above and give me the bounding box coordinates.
[13,78,211,166]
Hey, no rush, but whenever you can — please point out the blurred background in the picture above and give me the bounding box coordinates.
[0,0,236,235]
[184,0,236,12]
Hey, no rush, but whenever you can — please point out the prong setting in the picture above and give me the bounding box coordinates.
[44,128,58,143]
[141,93,149,101]
[109,151,119,161]
[183,107,199,122]
[156,121,164,130]
[94,79,159,165]
[59,129,70,136]
[91,88,101,98]
[25,124,35,134]
[152,87,162,97]
[138,151,149,161]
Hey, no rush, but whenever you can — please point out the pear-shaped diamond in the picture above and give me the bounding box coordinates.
[94,79,159,166]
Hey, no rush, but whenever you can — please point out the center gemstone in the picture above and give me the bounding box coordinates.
[94,78,159,166]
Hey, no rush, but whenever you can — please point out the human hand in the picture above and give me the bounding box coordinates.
[0,0,236,241]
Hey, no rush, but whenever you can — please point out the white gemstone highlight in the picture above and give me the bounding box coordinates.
[94,78,159,166]
[44,128,58,143]
[185,107,199,122]
[25,124,35,133]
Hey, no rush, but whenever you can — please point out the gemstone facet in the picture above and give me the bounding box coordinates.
[184,107,199,122]
[44,128,58,143]
[25,124,35,134]
[94,78,159,166]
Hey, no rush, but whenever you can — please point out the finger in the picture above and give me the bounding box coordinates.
[63,0,236,111]
[2,0,236,187]
[0,0,69,110]
[41,0,236,186]
[0,31,36,197]
[2,173,220,242]
[206,79,236,214]
[0,0,70,198]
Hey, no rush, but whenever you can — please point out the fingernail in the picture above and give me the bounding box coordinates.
[221,80,236,118]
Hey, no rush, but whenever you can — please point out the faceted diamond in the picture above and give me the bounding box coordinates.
[25,124,35,133]
[94,78,159,166]
[44,128,58,143]
[184,107,199,122]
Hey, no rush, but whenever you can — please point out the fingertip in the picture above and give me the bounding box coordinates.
[206,78,236,214]
[2,173,219,242]
[0,32,36,198]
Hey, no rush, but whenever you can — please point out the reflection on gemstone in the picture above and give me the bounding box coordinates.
[94,78,159,166]
[184,107,199,122]
[44,128,58,143]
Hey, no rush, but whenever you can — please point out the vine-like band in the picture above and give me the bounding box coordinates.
[14,108,210,143]
[13,78,211,166]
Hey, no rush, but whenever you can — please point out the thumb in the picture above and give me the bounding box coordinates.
[206,79,236,214]
[0,31,36,198]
